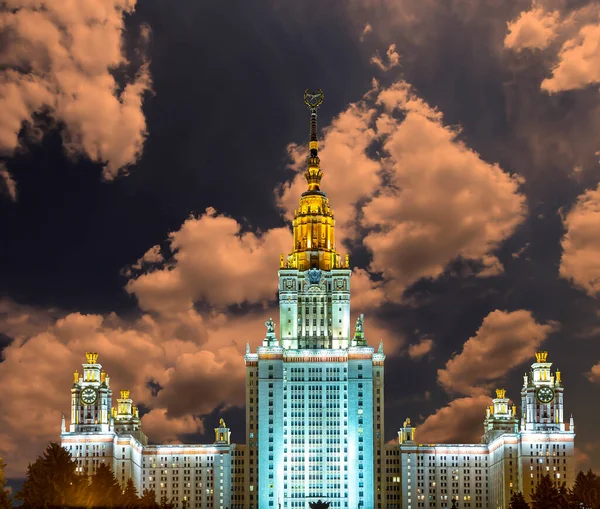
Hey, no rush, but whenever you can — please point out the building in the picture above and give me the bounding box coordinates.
[60,352,244,509]
[60,91,575,509]
[244,89,383,509]
[394,351,575,509]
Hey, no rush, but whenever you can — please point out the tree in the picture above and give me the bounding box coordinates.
[570,469,600,509]
[17,442,87,508]
[87,463,123,508]
[121,478,140,508]
[509,492,530,509]
[450,500,458,509]
[139,488,160,508]
[309,501,330,509]
[531,475,561,509]
[159,495,175,509]
[0,457,11,509]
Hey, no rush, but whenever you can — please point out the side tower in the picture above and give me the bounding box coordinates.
[484,389,519,509]
[483,388,519,442]
[246,90,383,509]
[70,352,112,433]
[62,353,146,487]
[518,351,575,502]
[521,351,564,432]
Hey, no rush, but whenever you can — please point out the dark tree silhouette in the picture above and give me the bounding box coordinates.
[309,501,330,509]
[570,469,600,509]
[87,463,123,508]
[0,458,11,509]
[121,477,140,508]
[451,499,458,509]
[139,488,160,508]
[159,494,175,509]
[16,442,87,508]
[531,474,561,509]
[509,491,530,509]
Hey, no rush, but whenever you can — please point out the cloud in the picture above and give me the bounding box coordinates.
[504,3,600,93]
[437,309,556,395]
[127,208,292,314]
[362,82,527,300]
[0,0,151,189]
[417,395,492,444]
[370,44,400,72]
[542,21,600,92]
[141,409,205,444]
[279,80,526,302]
[407,337,434,359]
[360,23,373,41]
[349,268,386,312]
[504,6,560,51]
[587,361,600,383]
[560,184,600,296]
[0,301,268,477]
[0,164,17,201]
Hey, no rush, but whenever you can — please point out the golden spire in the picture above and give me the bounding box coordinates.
[280,90,349,272]
[120,390,131,400]
[495,388,506,399]
[85,352,99,364]
[535,351,548,363]
[304,89,324,192]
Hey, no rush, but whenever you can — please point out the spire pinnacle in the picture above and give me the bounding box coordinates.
[303,89,324,192]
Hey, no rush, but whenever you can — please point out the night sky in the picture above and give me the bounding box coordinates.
[1,0,600,482]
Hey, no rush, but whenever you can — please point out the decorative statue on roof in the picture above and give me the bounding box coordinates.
[355,313,364,334]
[265,317,275,334]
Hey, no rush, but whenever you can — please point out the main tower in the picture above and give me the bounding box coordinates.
[244,91,385,509]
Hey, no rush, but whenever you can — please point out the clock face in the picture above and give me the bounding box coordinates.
[81,387,98,405]
[536,386,554,404]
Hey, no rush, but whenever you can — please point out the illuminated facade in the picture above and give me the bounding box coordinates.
[61,353,245,509]
[244,90,383,509]
[394,352,575,509]
[59,91,576,509]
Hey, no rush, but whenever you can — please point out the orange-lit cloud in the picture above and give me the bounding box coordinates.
[504,7,560,51]
[417,395,492,444]
[560,184,600,296]
[0,302,268,477]
[364,83,526,301]
[505,3,600,93]
[279,80,527,302]
[407,337,434,360]
[127,207,291,314]
[588,361,600,383]
[0,0,151,194]
[437,309,556,395]
[141,409,205,444]
[370,44,400,72]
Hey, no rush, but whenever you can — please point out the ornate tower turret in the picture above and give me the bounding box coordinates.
[215,418,231,445]
[521,351,565,431]
[113,389,147,444]
[278,90,352,349]
[398,418,416,444]
[483,388,519,442]
[69,352,112,433]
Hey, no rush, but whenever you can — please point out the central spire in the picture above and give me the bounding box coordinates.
[304,89,324,192]
[279,90,349,272]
